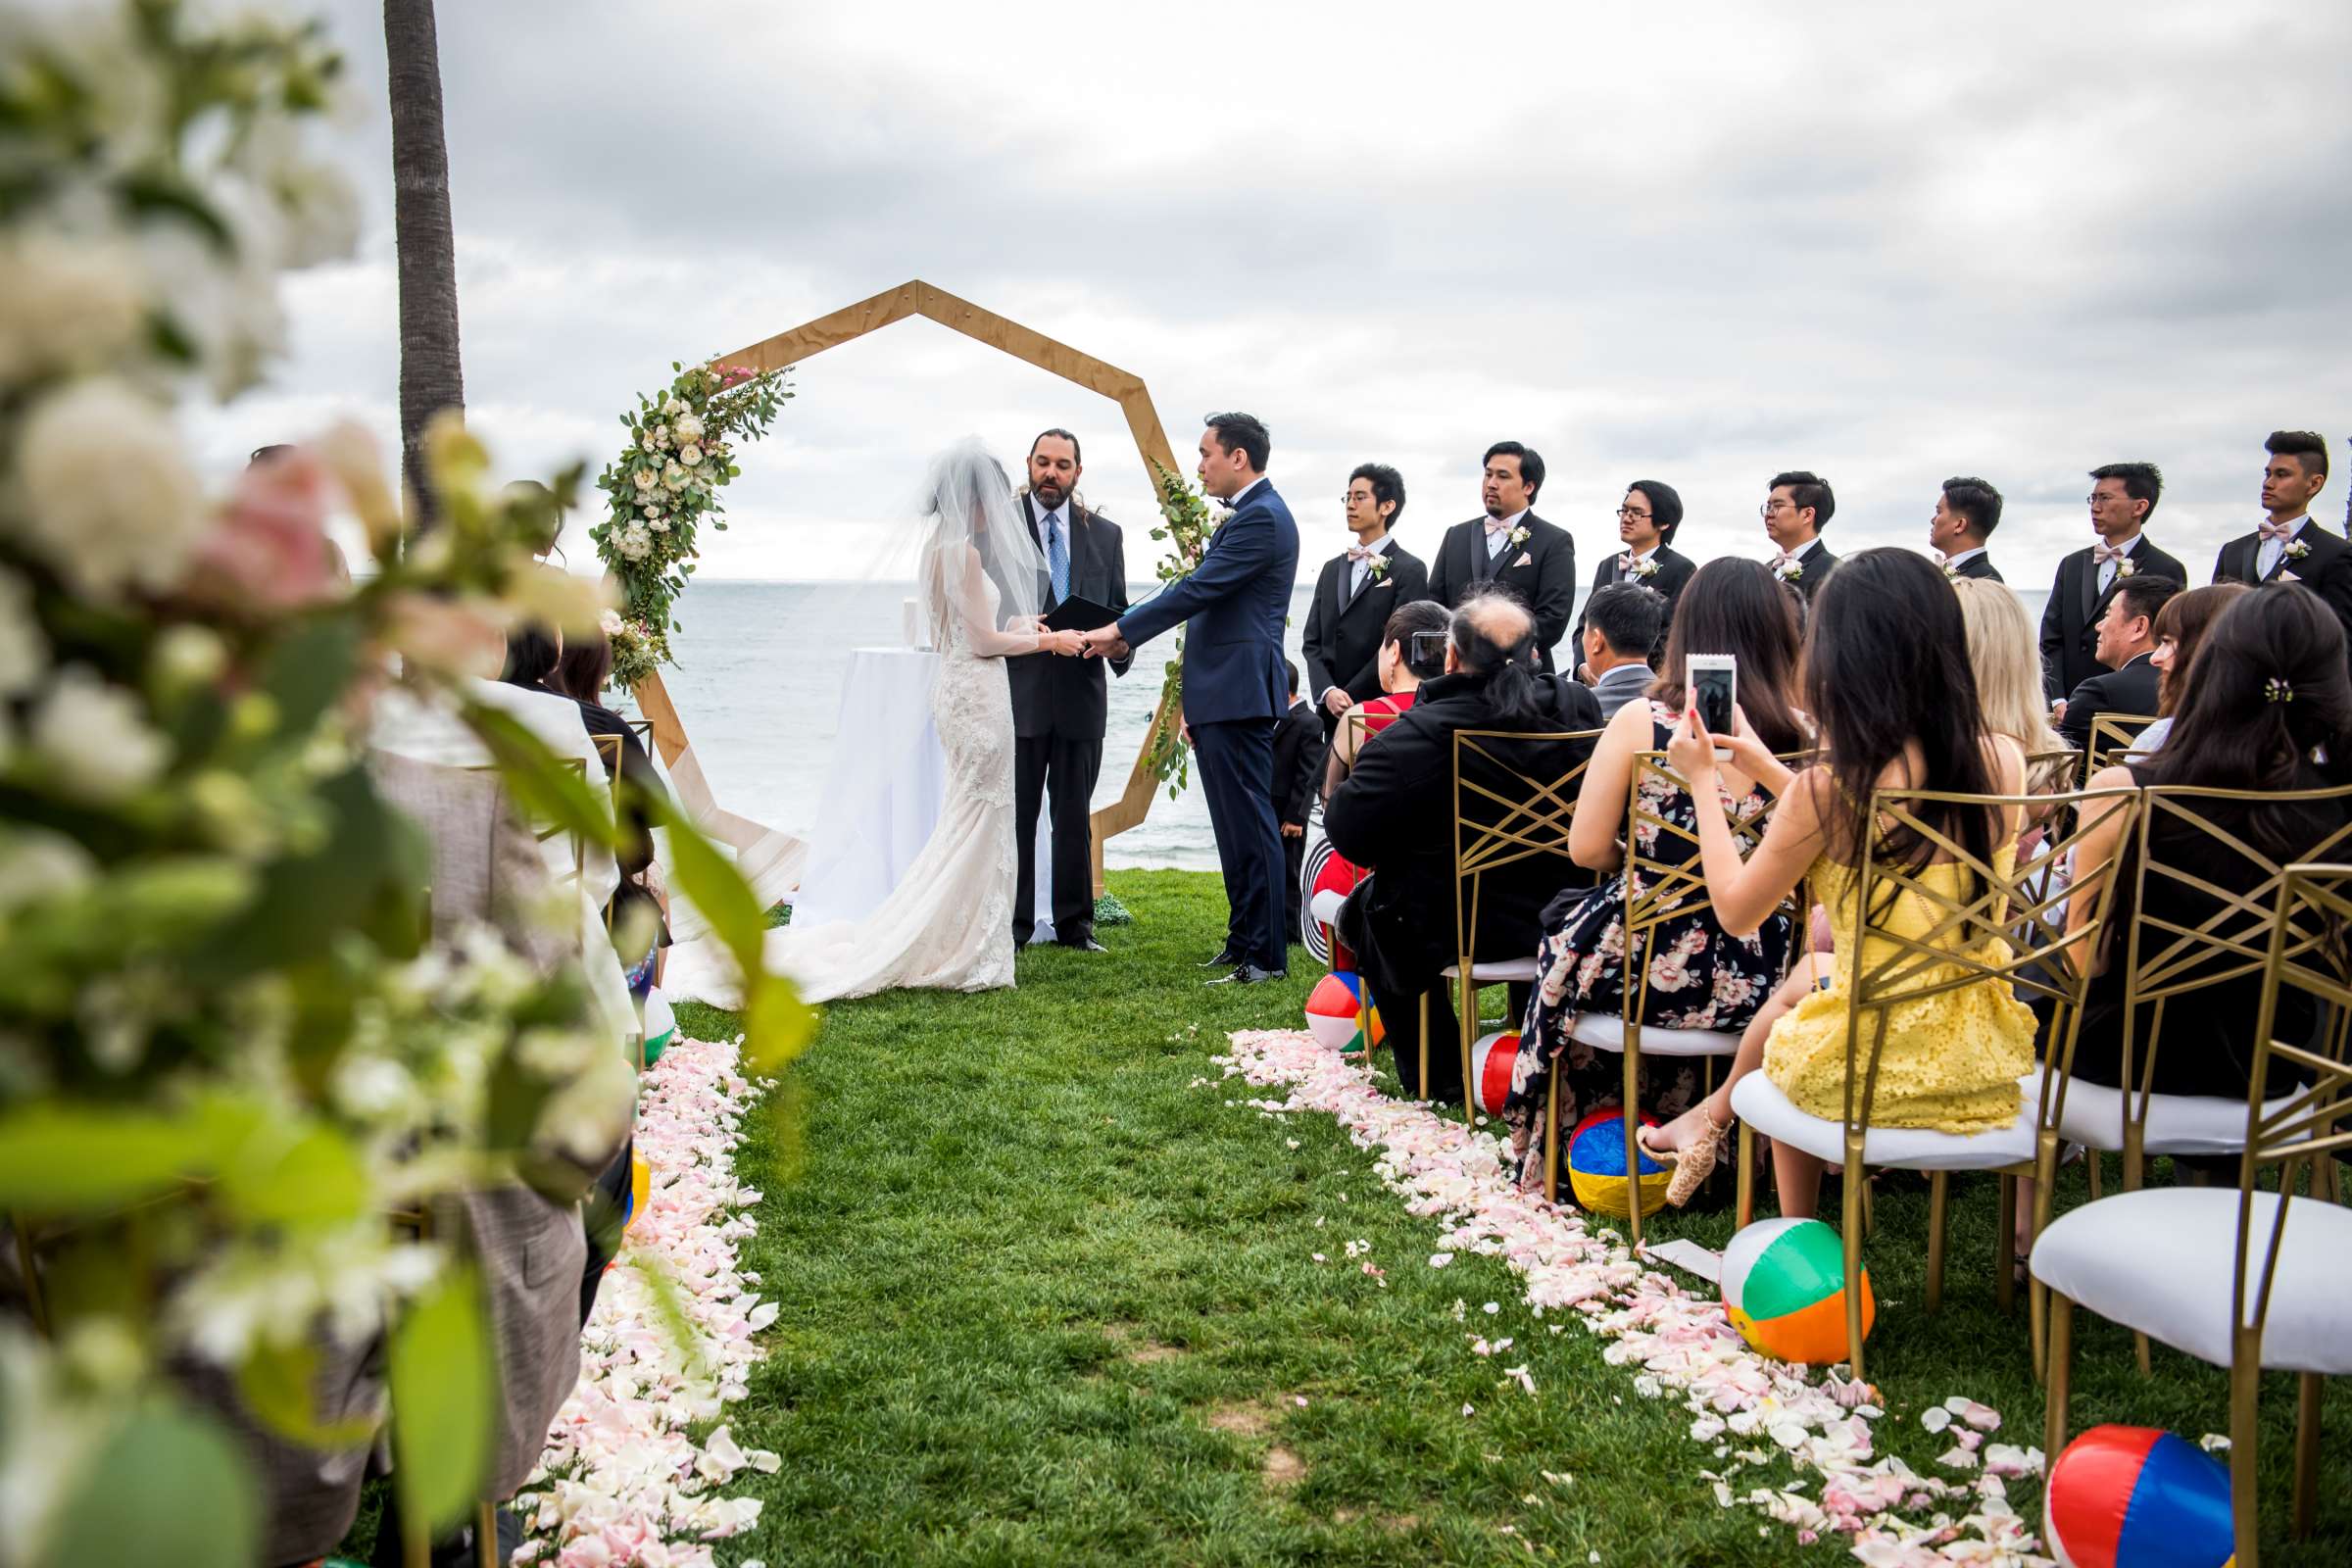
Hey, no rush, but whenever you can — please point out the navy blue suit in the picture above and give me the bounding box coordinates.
[1118,477,1301,967]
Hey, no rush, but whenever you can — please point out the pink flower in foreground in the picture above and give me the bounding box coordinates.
[186,445,343,611]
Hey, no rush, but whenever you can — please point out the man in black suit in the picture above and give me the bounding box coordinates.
[1006,428,1129,951]
[1326,591,1602,1105]
[1426,441,1578,671]
[1270,660,1322,943]
[1928,475,2005,581]
[2212,431,2352,659]
[2058,574,2179,754]
[2040,462,2188,703]
[1761,469,1838,604]
[1574,478,1693,664]
[1301,462,1429,739]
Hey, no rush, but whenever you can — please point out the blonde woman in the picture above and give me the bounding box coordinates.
[1952,578,2067,783]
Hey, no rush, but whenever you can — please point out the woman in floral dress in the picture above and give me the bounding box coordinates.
[1502,559,1810,1191]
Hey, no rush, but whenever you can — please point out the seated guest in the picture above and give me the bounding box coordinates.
[1324,599,1452,797]
[1328,591,1603,1104]
[1577,582,1667,718]
[1502,559,1808,1191]
[1929,475,2005,581]
[2057,574,2180,754]
[1575,480,1693,658]
[548,626,673,989]
[1637,550,2037,1214]
[1952,577,2067,787]
[1271,660,1323,939]
[1302,462,1430,738]
[2135,583,2249,753]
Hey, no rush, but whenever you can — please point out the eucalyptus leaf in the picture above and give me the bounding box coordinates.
[217,1118,368,1229]
[388,1264,494,1539]
[0,1103,215,1212]
[46,1400,259,1568]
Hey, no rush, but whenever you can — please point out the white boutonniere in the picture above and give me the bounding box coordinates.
[2286,538,2311,562]
[1623,553,1660,581]
[1940,560,1960,579]
[1772,557,1802,582]
[1507,524,1530,549]
[1364,553,1391,580]
[2116,558,2137,577]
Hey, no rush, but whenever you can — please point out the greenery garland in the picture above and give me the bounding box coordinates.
[1141,461,1227,797]
[589,361,791,686]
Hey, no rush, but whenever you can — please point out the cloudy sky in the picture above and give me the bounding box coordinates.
[195,0,2351,590]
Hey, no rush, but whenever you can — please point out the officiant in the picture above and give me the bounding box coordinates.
[1009,428,1131,951]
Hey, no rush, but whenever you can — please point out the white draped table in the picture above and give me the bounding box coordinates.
[789,646,1059,939]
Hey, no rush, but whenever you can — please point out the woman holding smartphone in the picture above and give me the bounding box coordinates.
[1321,600,1452,799]
[1501,559,1809,1197]
[1636,548,2034,1215]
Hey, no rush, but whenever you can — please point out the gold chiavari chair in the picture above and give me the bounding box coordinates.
[2038,863,2352,1565]
[1729,781,2143,1383]
[1329,707,1384,1069]
[2086,711,2162,776]
[1545,750,1811,1244]
[1428,728,1601,1119]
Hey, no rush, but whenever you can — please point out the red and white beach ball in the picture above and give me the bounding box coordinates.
[1469,1030,1519,1114]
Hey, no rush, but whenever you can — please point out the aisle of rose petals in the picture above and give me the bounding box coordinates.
[514,1036,781,1568]
[1215,1029,2054,1568]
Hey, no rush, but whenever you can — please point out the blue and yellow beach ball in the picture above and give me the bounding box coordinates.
[620,1150,652,1235]
[2045,1426,2234,1568]
[1565,1107,1670,1217]
[1305,971,1382,1055]
[1720,1216,1875,1365]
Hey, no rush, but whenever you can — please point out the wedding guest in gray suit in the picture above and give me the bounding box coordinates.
[1579,583,1667,718]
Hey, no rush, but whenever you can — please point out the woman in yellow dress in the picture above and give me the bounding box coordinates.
[1637,548,2034,1215]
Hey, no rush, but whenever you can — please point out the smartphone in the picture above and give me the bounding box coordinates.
[1408,629,1446,667]
[1689,654,1737,761]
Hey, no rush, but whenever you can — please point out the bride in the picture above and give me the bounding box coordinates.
[669,438,1085,1005]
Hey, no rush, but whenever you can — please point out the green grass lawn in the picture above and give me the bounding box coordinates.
[676,868,2349,1566]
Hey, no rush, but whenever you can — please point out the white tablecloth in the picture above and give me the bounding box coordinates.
[789,647,1059,938]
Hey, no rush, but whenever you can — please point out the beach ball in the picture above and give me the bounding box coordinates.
[1720,1217,1875,1365]
[1305,971,1382,1054]
[620,1150,652,1235]
[1566,1107,1670,1217]
[1300,836,1364,965]
[639,987,676,1067]
[1469,1030,1520,1115]
[2045,1426,2233,1568]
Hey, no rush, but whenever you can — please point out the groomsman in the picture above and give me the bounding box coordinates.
[1761,470,1838,604]
[2040,462,2186,702]
[1301,462,1429,739]
[1574,479,1693,662]
[2212,432,2352,654]
[1008,428,1129,952]
[1427,441,1578,670]
[1929,476,2005,581]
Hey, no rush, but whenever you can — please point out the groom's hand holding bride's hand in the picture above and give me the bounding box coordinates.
[1038,628,1086,656]
[1078,625,1129,661]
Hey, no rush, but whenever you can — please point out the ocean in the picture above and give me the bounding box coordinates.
[633,579,2052,872]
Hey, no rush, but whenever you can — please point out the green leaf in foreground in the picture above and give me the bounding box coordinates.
[46,1400,259,1568]
[388,1264,493,1539]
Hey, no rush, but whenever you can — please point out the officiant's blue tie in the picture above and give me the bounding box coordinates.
[1046,514,1070,603]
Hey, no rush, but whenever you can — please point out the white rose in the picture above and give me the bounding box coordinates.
[633,466,657,491]
[680,444,703,467]
[662,465,687,492]
[598,609,626,637]
[673,413,705,444]
[649,517,668,533]
[654,424,670,447]
[662,397,683,417]
[0,232,147,382]
[15,377,207,598]
[0,567,48,697]
[29,665,169,803]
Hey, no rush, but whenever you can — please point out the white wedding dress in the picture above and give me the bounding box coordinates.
[665,442,1046,1007]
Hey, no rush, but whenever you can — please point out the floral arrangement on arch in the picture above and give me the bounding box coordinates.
[1141,461,1228,797]
[590,361,791,687]
[0,5,809,1559]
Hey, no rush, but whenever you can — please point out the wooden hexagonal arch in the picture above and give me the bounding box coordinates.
[627,279,1180,896]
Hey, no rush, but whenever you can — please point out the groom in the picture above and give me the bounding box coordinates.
[1082,413,1299,984]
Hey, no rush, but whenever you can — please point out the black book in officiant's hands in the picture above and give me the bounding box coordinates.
[1041,595,1121,633]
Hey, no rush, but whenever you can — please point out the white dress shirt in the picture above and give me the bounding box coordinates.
[2258,514,2311,580]
[2095,531,2143,595]
[1942,546,1987,572]
[1228,475,1269,511]
[1486,508,1530,559]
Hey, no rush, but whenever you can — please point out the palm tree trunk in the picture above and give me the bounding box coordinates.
[383,0,464,532]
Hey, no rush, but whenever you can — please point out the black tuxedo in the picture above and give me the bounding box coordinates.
[2039,536,2187,702]
[1299,537,1430,737]
[1776,538,1838,605]
[1007,494,1130,947]
[1427,512,1577,671]
[1270,697,1323,936]
[1573,545,1694,662]
[2212,519,2352,666]
[2060,652,2161,755]
[1947,552,2003,582]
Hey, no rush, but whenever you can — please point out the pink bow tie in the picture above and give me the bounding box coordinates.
[1770,551,1798,570]
[1346,546,1378,563]
[2091,542,2127,565]
[2259,518,2299,543]
[1485,517,1511,536]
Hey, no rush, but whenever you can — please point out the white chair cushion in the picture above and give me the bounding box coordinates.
[1731,1070,2039,1171]
[1309,889,1348,928]
[1568,1012,1743,1058]
[1441,957,1540,983]
[2033,1066,2301,1157]
[2032,1188,2352,1375]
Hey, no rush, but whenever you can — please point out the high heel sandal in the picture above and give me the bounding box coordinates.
[1639,1106,1734,1209]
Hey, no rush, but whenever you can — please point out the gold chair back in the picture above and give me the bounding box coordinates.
[2085,711,2160,775]
[2049,784,2352,1192]
[2022,748,2082,797]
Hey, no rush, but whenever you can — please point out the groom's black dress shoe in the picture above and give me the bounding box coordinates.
[1207,963,1287,986]
[1198,945,1245,968]
[1059,937,1107,953]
